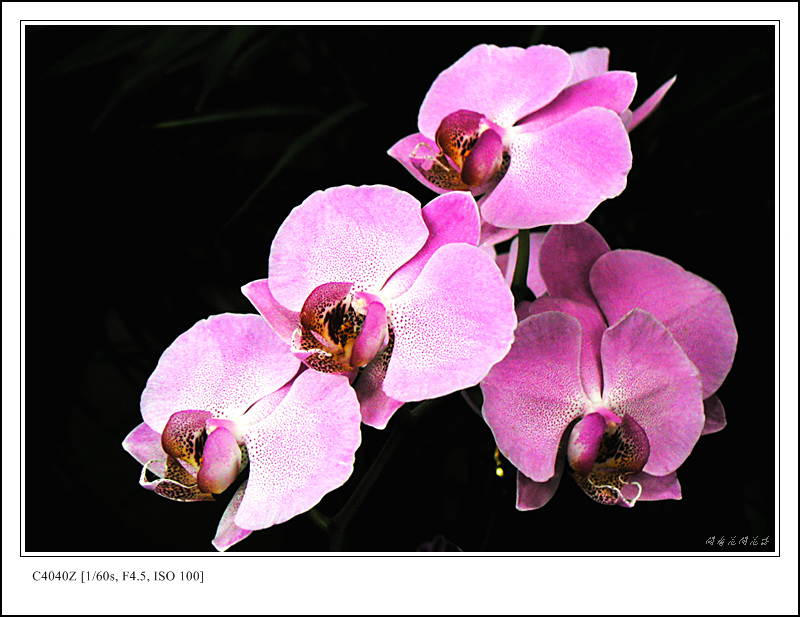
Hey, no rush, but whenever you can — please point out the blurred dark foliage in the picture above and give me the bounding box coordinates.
[24,24,775,552]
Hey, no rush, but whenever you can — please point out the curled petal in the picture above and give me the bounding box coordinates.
[481,311,590,482]
[141,314,300,433]
[418,44,573,136]
[591,249,737,398]
[601,309,705,476]
[235,371,361,531]
[383,243,516,402]
[268,185,429,311]
[481,108,632,229]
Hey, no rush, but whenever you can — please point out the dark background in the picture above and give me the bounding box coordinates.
[25,24,775,552]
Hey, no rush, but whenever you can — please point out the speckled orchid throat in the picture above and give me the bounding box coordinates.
[291,282,391,374]
[566,408,649,507]
[141,410,247,502]
[411,110,510,192]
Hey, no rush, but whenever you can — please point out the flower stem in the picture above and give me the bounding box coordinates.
[329,398,437,551]
[305,507,332,533]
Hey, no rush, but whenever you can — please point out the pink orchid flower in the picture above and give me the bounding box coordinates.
[481,223,736,509]
[122,313,361,551]
[389,45,675,244]
[243,185,517,430]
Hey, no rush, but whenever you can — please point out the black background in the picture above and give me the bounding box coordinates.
[24,24,775,552]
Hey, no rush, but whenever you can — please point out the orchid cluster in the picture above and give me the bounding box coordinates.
[123,43,736,551]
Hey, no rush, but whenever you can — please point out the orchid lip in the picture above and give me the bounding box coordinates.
[411,109,510,193]
[143,410,249,501]
[567,411,650,506]
[292,282,390,374]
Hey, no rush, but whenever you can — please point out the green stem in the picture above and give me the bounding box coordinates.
[305,507,332,533]
[329,398,437,551]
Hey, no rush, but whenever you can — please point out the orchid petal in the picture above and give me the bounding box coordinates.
[235,371,361,530]
[381,191,480,299]
[418,44,573,137]
[481,108,632,229]
[496,246,512,286]
[539,222,610,306]
[211,482,253,551]
[141,313,300,433]
[591,249,737,398]
[122,422,166,467]
[528,296,606,399]
[354,348,405,430]
[624,471,682,502]
[481,311,590,482]
[601,309,705,476]
[567,47,610,85]
[238,380,293,426]
[241,278,299,344]
[516,457,565,511]
[383,243,516,401]
[268,185,429,311]
[502,233,548,296]
[626,76,676,131]
[478,220,519,246]
[518,71,637,133]
[701,395,727,435]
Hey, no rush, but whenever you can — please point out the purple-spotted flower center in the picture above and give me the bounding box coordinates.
[291,282,390,374]
[566,408,650,507]
[141,410,245,502]
[410,110,510,192]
